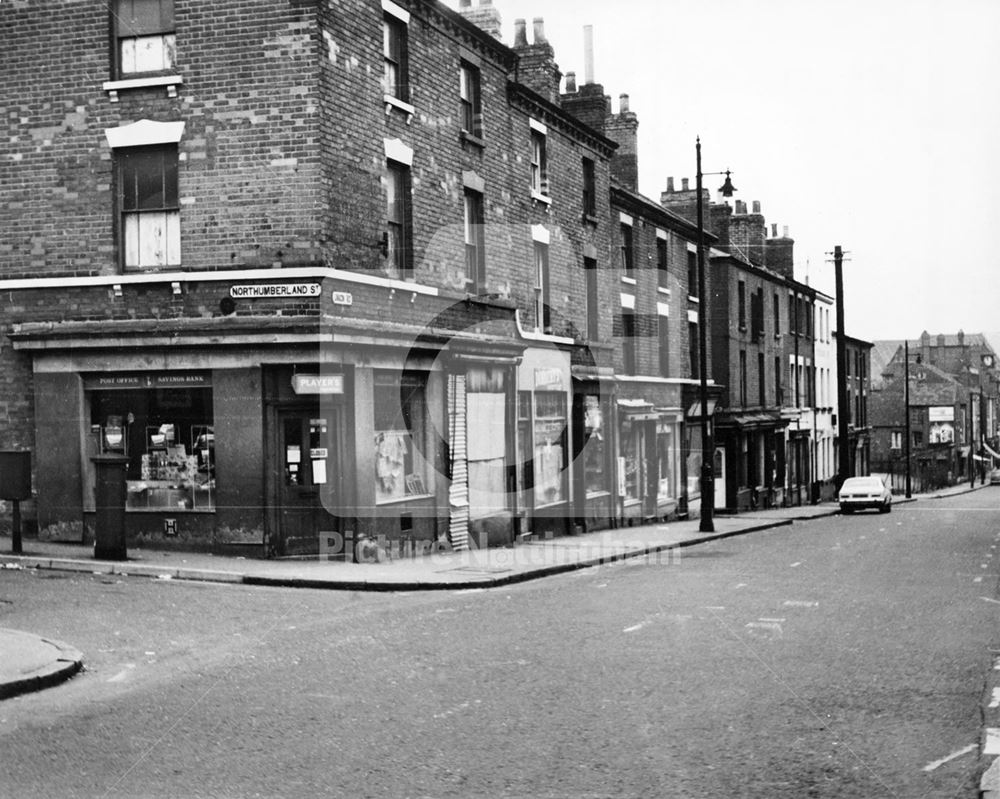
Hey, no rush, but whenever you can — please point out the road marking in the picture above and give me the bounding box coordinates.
[784,600,819,608]
[975,577,984,583]
[623,622,647,633]
[790,562,802,568]
[704,606,726,611]
[734,583,748,589]
[989,688,1000,709]
[107,663,136,683]
[745,620,783,636]
[921,743,976,772]
[759,617,786,623]
[980,597,1000,605]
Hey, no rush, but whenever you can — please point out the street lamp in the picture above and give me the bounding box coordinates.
[695,137,735,533]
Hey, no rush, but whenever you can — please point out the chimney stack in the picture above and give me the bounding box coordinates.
[605,92,639,190]
[765,225,794,278]
[559,26,608,130]
[458,0,502,40]
[512,16,562,104]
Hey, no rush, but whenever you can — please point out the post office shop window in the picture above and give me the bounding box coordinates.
[88,383,214,511]
[118,145,180,271]
[114,0,176,77]
[374,372,432,504]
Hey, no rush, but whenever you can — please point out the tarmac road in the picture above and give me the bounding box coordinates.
[1,490,998,798]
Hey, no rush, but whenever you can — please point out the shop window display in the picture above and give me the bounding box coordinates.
[532,391,567,507]
[88,382,214,511]
[374,372,431,504]
[583,395,607,496]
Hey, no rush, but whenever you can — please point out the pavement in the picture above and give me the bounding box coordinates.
[0,481,992,708]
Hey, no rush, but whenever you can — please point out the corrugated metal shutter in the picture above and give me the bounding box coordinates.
[448,373,470,550]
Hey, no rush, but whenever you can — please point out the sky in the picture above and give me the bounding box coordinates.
[447,0,1000,343]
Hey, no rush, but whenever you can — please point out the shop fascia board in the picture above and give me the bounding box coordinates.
[10,314,527,354]
[0,266,441,297]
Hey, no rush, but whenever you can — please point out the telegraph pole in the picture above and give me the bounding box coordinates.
[904,340,912,498]
[834,245,850,488]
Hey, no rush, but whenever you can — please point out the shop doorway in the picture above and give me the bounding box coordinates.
[274,407,342,557]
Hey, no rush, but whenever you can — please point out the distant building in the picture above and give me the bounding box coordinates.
[871,331,999,489]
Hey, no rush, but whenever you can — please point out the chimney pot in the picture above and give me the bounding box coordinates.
[459,0,471,6]
[565,71,577,93]
[752,200,761,214]
[667,176,675,192]
[682,178,689,191]
[532,17,547,44]
[783,225,789,238]
[619,93,629,113]
[771,224,777,237]
[514,18,527,47]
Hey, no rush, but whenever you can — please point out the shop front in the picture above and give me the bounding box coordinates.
[616,383,685,525]
[517,348,573,539]
[571,372,615,533]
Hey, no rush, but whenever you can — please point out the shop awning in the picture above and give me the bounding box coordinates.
[717,412,788,430]
[617,398,659,421]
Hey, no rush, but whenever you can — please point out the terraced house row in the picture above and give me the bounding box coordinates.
[0,0,866,557]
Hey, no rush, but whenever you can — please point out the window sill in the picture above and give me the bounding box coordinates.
[103,74,183,102]
[530,190,552,207]
[687,295,700,303]
[383,94,415,123]
[582,213,599,227]
[460,130,485,149]
[620,276,637,285]
[657,286,671,295]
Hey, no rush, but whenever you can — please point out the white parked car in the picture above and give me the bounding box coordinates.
[838,476,892,514]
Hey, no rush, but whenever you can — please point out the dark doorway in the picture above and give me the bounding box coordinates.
[274,407,342,557]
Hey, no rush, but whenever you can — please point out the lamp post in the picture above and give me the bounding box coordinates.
[695,137,735,533]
